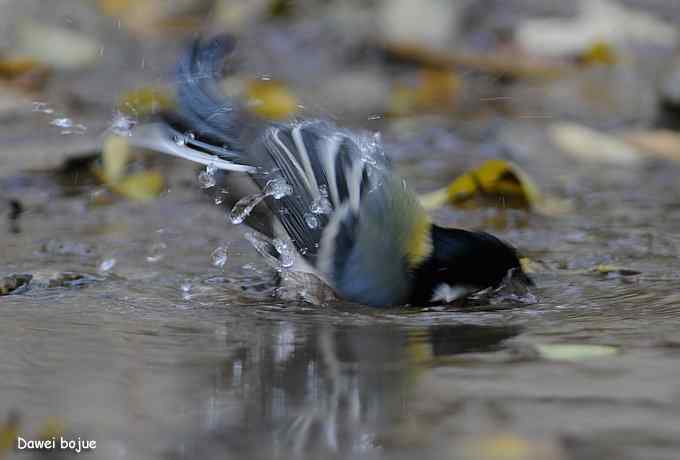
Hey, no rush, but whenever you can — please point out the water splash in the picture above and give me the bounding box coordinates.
[214,189,228,205]
[50,118,87,135]
[198,164,217,189]
[180,282,192,301]
[304,213,319,229]
[211,246,228,268]
[244,232,282,269]
[111,111,137,137]
[146,242,167,263]
[229,178,291,224]
[98,258,116,273]
[311,186,332,215]
[273,239,295,269]
[32,102,54,114]
[230,194,266,224]
[263,178,292,199]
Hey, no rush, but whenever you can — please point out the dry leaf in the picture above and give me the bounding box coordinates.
[550,122,641,165]
[17,22,101,70]
[420,159,569,215]
[623,130,680,162]
[534,343,619,362]
[457,433,565,460]
[117,86,173,117]
[245,79,298,120]
[110,171,165,202]
[390,69,460,115]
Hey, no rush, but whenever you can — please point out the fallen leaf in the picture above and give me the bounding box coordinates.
[390,69,460,115]
[549,122,641,165]
[419,159,570,215]
[17,22,101,70]
[534,343,619,362]
[590,264,641,276]
[457,432,566,460]
[101,135,130,183]
[381,42,567,80]
[245,79,298,120]
[0,57,50,91]
[110,170,165,202]
[517,0,677,58]
[577,41,618,66]
[97,134,164,202]
[117,86,173,117]
[0,411,20,453]
[623,130,680,162]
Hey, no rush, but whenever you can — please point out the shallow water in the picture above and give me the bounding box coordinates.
[2,130,680,460]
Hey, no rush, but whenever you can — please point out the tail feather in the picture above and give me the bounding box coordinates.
[174,35,244,149]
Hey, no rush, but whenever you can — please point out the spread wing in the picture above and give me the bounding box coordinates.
[249,121,389,267]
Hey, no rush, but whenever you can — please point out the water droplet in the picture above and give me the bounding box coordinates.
[98,258,116,272]
[211,246,228,268]
[304,213,319,229]
[273,238,295,269]
[263,177,292,199]
[214,189,228,205]
[309,185,332,214]
[146,242,167,263]
[50,118,73,128]
[244,232,281,269]
[229,193,266,224]
[180,282,192,300]
[111,111,137,137]
[32,102,53,114]
[198,163,217,189]
[173,134,186,146]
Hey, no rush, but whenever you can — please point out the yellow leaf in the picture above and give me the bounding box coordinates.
[420,159,571,216]
[117,86,173,117]
[245,79,298,120]
[390,69,460,115]
[110,171,164,202]
[36,417,65,440]
[534,344,619,362]
[578,41,618,66]
[0,412,20,452]
[101,135,130,184]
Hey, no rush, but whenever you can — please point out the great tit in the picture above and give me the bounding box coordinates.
[131,36,533,307]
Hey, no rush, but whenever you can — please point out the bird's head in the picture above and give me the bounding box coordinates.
[409,225,533,305]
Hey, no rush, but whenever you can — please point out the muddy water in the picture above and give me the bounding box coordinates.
[2,133,680,460]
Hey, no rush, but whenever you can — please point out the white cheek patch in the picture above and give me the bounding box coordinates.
[430,283,469,304]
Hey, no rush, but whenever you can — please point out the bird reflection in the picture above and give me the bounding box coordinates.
[203,320,522,458]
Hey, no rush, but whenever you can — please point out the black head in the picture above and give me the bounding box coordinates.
[410,225,533,305]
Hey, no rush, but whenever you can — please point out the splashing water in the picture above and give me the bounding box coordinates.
[214,189,228,205]
[304,213,319,229]
[32,102,54,114]
[230,194,266,224]
[273,239,296,268]
[98,258,116,273]
[173,132,196,147]
[50,118,87,135]
[146,242,167,263]
[263,178,292,199]
[244,233,282,270]
[229,178,291,224]
[211,246,228,268]
[180,282,192,300]
[198,164,217,189]
[111,111,137,137]
[311,186,332,215]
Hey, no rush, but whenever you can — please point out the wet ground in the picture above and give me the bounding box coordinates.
[3,118,680,460]
[3,1,680,459]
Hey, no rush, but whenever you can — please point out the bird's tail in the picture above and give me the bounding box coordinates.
[129,35,258,173]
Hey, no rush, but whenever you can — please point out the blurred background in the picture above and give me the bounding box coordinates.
[2,1,680,459]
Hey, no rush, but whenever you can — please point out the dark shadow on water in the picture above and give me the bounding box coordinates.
[164,321,522,459]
